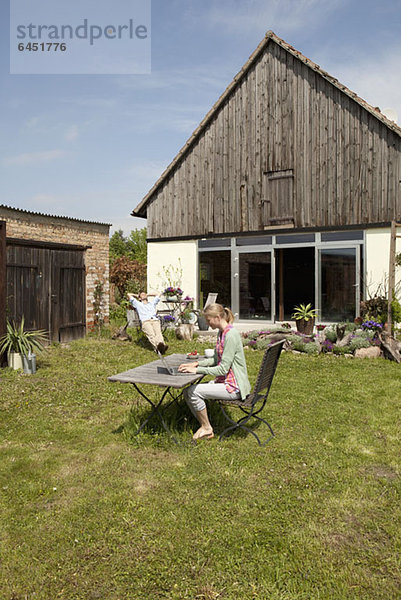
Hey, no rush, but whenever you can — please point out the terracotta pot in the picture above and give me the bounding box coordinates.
[295,318,315,335]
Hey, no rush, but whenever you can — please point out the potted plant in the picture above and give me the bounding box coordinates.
[163,286,183,302]
[180,307,197,324]
[291,303,318,335]
[0,317,47,371]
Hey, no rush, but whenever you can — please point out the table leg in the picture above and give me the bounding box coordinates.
[132,383,179,444]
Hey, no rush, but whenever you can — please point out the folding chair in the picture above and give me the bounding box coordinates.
[217,340,285,446]
[204,292,218,309]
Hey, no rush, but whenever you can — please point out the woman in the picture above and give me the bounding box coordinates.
[178,303,251,441]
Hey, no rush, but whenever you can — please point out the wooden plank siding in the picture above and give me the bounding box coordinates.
[143,39,401,240]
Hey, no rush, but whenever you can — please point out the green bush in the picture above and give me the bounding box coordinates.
[293,339,306,352]
[255,337,272,351]
[109,302,127,321]
[287,334,302,345]
[333,344,352,355]
[349,337,371,351]
[324,327,337,343]
[304,342,319,355]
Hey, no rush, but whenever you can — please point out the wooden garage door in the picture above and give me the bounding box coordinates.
[6,242,86,342]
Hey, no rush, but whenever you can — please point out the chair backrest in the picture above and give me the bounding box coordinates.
[248,339,285,405]
[204,292,218,309]
[127,307,141,329]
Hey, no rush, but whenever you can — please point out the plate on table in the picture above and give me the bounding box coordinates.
[186,352,200,360]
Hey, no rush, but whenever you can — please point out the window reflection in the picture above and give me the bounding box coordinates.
[199,251,231,308]
[320,248,356,321]
[239,252,271,319]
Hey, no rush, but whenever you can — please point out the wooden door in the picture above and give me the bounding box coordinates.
[6,242,86,342]
[50,249,86,342]
[261,169,294,228]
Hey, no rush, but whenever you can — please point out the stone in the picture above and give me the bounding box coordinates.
[336,332,353,347]
[176,324,194,341]
[354,347,381,359]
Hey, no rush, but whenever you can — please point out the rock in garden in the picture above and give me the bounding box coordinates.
[176,324,194,340]
[336,332,353,347]
[354,347,381,359]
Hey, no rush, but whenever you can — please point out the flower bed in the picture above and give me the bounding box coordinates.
[241,321,386,358]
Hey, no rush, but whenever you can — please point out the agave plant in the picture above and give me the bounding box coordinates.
[0,317,47,357]
[291,303,318,322]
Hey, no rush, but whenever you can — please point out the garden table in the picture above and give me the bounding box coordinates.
[108,353,203,443]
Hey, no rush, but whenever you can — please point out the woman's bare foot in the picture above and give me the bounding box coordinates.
[193,427,214,441]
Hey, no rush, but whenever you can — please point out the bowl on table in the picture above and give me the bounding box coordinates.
[186,351,199,360]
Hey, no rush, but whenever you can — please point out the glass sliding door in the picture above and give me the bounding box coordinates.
[319,248,357,321]
[199,251,231,308]
[238,252,272,320]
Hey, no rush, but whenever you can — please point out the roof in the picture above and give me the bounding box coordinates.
[133,30,401,218]
[0,204,111,227]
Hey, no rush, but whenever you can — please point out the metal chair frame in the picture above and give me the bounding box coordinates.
[217,340,285,446]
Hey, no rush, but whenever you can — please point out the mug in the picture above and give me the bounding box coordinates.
[204,348,214,358]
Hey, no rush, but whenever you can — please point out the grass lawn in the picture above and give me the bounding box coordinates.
[0,330,400,600]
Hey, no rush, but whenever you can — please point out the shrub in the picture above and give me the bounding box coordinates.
[110,256,147,298]
[349,337,371,351]
[324,327,337,343]
[255,337,273,351]
[293,339,306,352]
[304,342,319,355]
[287,334,302,345]
[333,344,352,355]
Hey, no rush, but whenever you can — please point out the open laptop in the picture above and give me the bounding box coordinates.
[157,352,188,376]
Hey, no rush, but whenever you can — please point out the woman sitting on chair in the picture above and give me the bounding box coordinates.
[178,303,251,441]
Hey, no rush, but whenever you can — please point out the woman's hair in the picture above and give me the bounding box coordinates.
[203,303,234,324]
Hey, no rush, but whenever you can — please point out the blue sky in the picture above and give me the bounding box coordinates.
[1,0,401,235]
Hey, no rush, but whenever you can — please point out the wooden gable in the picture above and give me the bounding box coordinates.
[134,32,401,239]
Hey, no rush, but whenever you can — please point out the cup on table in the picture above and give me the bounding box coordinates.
[204,348,214,358]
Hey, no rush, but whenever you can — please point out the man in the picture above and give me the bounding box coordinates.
[127,291,168,354]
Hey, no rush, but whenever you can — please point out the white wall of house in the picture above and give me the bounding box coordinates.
[147,240,198,302]
[365,228,401,299]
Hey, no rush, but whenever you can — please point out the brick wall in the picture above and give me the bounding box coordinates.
[0,206,110,330]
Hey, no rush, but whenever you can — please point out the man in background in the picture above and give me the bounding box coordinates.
[127,291,168,354]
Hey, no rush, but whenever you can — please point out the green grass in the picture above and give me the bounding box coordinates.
[0,331,400,599]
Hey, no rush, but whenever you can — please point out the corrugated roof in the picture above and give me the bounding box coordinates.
[133,30,401,218]
[0,204,111,227]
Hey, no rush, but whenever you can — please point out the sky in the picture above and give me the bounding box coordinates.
[1,0,401,236]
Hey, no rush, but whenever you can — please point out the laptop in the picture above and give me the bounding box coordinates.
[157,352,188,376]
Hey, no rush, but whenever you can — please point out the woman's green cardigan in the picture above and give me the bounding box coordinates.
[196,328,251,400]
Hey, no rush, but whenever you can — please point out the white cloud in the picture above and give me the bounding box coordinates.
[65,125,79,141]
[324,46,401,124]
[194,0,345,36]
[3,149,67,166]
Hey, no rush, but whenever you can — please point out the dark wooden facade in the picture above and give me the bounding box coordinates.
[134,32,401,238]
[6,239,86,342]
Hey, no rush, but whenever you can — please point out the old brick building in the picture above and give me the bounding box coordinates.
[0,205,110,342]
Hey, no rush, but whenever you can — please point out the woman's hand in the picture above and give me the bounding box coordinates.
[178,362,198,373]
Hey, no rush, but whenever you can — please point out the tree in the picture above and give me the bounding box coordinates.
[109,227,147,265]
[110,256,146,299]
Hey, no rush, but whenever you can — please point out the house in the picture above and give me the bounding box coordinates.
[0,205,110,342]
[132,31,401,323]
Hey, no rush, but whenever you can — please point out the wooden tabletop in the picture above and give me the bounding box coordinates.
[108,353,203,389]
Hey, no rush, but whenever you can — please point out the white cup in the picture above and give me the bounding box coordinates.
[204,348,214,358]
